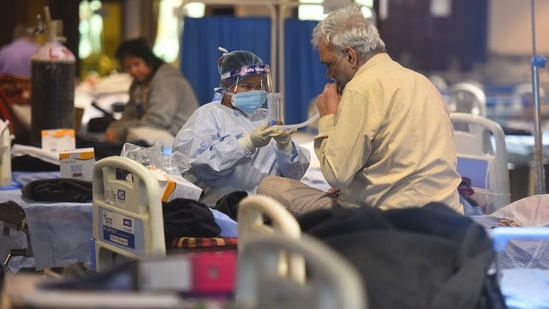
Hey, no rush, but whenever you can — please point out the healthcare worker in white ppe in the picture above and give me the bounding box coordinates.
[173,49,311,207]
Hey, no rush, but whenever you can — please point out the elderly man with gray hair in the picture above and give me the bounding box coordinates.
[258,4,462,216]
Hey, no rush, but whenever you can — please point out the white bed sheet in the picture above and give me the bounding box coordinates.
[294,133,331,192]
[501,268,549,309]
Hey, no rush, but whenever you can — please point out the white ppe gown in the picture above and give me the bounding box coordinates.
[173,101,311,206]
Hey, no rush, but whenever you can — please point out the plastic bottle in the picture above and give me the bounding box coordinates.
[30,6,76,147]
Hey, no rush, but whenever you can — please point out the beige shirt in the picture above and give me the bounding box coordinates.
[315,53,463,213]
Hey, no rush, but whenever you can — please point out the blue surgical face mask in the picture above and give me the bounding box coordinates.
[230,90,268,115]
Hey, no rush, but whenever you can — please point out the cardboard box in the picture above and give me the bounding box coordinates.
[149,169,203,202]
[41,129,75,153]
[59,148,95,181]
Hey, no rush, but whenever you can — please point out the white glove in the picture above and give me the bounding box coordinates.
[270,128,296,153]
[238,123,279,153]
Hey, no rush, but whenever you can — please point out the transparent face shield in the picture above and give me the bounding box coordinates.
[220,64,273,94]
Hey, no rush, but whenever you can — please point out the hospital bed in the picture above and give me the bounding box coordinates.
[466,193,549,306]
[241,195,549,309]
[298,112,513,213]
[239,195,549,309]
[0,154,297,275]
[1,195,365,309]
[0,161,236,275]
[450,112,511,213]
[293,114,548,307]
[447,81,487,117]
[2,152,548,308]
[91,156,239,272]
[237,233,366,309]
[0,178,93,273]
[91,156,307,274]
[90,154,364,304]
[234,193,549,308]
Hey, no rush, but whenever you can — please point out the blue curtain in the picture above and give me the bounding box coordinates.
[284,18,330,125]
[181,16,272,106]
[181,16,330,125]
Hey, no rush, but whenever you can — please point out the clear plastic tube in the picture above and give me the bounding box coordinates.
[267,93,285,125]
[277,113,320,130]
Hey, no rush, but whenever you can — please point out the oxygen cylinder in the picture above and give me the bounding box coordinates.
[30,7,76,147]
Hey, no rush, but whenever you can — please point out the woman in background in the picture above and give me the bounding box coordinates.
[105,38,199,147]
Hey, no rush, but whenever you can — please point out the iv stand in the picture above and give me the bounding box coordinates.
[530,0,547,194]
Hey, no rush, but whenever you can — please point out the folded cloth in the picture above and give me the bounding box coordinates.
[215,191,248,221]
[162,198,221,246]
[21,178,92,202]
[11,144,59,165]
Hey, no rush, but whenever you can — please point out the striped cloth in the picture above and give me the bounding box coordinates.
[171,237,238,249]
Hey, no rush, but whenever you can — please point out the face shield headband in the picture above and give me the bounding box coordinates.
[220,64,273,94]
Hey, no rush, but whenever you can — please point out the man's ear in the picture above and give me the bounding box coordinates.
[344,47,359,68]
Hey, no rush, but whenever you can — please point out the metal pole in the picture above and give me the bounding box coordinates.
[529,0,547,194]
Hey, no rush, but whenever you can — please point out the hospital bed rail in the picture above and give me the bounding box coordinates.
[92,156,165,272]
[450,112,511,213]
[91,156,304,276]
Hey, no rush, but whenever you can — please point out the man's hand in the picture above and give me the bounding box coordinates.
[316,83,341,117]
[327,187,341,197]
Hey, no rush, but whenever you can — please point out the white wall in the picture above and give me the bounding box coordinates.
[489,0,549,55]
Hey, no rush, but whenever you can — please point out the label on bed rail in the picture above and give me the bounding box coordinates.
[99,208,145,255]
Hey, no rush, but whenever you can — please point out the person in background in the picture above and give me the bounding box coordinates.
[0,23,39,78]
[258,4,463,216]
[105,38,199,147]
[173,49,310,207]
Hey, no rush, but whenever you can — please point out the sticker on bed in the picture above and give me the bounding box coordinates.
[99,208,145,253]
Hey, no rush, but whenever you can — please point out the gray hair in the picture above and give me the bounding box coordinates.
[311,5,385,60]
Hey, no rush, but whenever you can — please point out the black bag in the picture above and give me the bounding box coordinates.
[298,203,507,309]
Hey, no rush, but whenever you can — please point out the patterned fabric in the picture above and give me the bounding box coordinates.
[171,237,237,249]
[498,218,521,227]
[458,177,476,204]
